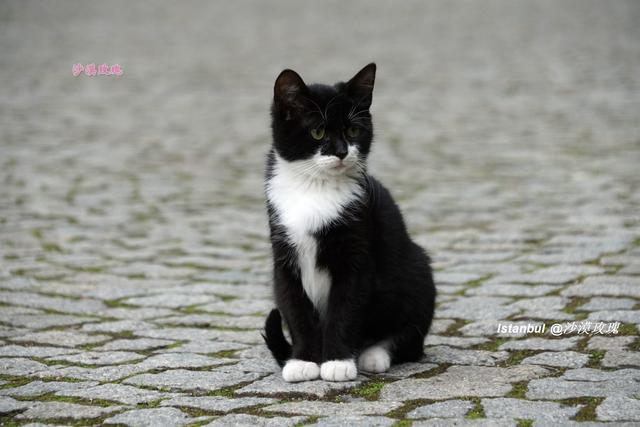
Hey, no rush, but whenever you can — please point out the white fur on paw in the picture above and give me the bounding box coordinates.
[358,346,391,373]
[282,359,320,382]
[320,359,357,381]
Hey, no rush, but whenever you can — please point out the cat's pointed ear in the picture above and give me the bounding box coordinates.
[346,63,376,108]
[274,69,308,116]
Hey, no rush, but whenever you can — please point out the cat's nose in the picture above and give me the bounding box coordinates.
[335,141,348,160]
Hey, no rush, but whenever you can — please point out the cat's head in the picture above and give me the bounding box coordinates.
[270,63,376,177]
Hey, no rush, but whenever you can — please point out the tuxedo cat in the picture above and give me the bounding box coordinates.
[263,63,436,382]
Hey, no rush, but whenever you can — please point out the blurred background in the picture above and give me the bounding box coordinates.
[1,0,639,284]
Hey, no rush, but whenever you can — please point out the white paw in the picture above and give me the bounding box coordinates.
[358,346,391,373]
[320,359,358,381]
[282,359,320,382]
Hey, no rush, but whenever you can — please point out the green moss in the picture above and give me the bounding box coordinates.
[587,350,605,368]
[465,398,485,419]
[442,319,469,337]
[295,416,320,426]
[617,323,637,335]
[628,337,640,352]
[563,296,589,314]
[474,337,508,351]
[350,380,389,400]
[515,419,534,427]
[499,350,540,367]
[210,349,237,358]
[561,397,603,421]
[505,381,528,399]
[413,364,450,379]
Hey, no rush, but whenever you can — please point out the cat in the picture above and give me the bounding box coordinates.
[263,63,436,382]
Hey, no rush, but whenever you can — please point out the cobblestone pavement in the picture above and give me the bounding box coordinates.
[1,0,639,425]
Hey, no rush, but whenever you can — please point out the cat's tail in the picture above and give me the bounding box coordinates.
[262,308,291,367]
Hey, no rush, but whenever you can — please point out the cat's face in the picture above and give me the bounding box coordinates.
[270,63,376,177]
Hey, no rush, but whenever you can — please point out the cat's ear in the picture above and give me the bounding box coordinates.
[346,63,376,108]
[274,69,308,116]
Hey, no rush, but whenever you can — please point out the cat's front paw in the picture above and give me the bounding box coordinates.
[320,359,358,381]
[358,346,391,373]
[282,359,320,382]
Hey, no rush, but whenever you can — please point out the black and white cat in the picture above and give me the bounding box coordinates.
[263,63,436,382]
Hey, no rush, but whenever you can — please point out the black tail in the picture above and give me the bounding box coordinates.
[262,309,291,367]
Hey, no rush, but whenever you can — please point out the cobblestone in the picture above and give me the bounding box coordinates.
[1,0,639,424]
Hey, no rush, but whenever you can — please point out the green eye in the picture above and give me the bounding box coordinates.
[310,126,325,140]
[346,126,360,138]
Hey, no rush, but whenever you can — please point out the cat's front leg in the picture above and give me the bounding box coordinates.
[274,267,322,382]
[320,273,370,382]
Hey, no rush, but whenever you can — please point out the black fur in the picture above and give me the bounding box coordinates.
[263,63,436,369]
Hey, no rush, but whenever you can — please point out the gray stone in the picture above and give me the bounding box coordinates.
[482,398,582,421]
[10,331,110,347]
[0,381,98,397]
[467,284,558,297]
[263,401,401,416]
[407,400,474,419]
[123,369,262,392]
[0,345,79,358]
[154,314,263,329]
[309,416,396,427]
[602,349,640,368]
[56,383,171,405]
[204,414,305,426]
[0,358,51,376]
[160,395,277,412]
[424,335,489,348]
[588,310,640,323]
[124,293,218,308]
[424,346,509,366]
[98,338,175,351]
[499,337,580,351]
[522,351,589,368]
[562,276,640,298]
[579,297,637,311]
[412,419,514,427]
[81,320,156,333]
[587,336,635,350]
[438,297,519,321]
[164,340,248,354]
[198,299,274,316]
[46,350,145,365]
[380,365,550,400]
[237,373,363,398]
[135,327,262,344]
[16,402,123,420]
[104,407,195,426]
[0,396,30,414]
[527,368,640,399]
[381,362,438,379]
[597,396,640,421]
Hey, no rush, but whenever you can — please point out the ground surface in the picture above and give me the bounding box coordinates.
[1,0,639,425]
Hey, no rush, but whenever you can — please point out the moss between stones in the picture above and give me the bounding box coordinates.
[515,419,534,427]
[442,319,469,337]
[498,350,541,367]
[464,397,485,419]
[391,420,413,427]
[617,323,637,336]
[348,379,391,401]
[562,397,604,421]
[586,350,605,368]
[505,381,528,399]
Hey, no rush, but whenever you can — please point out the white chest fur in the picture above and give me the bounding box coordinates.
[266,154,363,317]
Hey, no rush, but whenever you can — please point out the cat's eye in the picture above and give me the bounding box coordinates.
[346,126,360,138]
[310,126,325,140]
